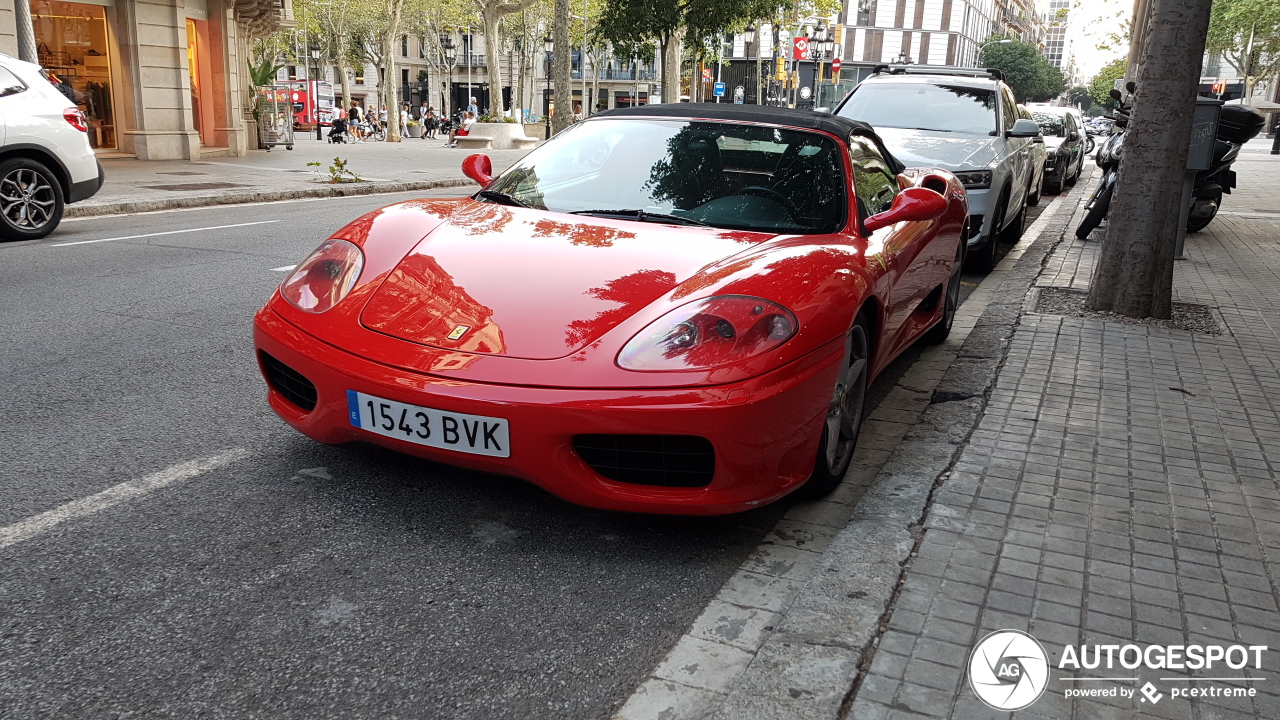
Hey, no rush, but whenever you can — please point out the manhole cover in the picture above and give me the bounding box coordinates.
[140,182,248,191]
[155,171,208,176]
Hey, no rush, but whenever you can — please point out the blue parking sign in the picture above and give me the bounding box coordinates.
[713,82,726,97]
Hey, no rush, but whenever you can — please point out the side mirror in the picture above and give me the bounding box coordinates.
[1126,80,1136,93]
[864,187,947,233]
[1109,88,1123,101]
[462,153,493,186]
[1007,118,1040,138]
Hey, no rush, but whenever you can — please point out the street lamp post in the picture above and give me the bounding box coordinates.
[441,34,457,123]
[744,24,757,105]
[310,42,322,140]
[544,35,554,137]
[975,38,1011,67]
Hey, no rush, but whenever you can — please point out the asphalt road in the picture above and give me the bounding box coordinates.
[0,186,1053,719]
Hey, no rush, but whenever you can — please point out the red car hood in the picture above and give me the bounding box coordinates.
[359,204,770,360]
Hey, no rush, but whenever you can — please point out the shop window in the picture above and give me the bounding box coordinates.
[31,0,116,149]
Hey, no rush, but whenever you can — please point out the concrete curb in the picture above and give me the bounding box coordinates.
[614,184,1093,720]
[65,178,473,218]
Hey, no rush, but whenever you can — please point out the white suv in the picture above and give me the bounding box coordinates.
[0,54,104,241]
[836,66,1042,271]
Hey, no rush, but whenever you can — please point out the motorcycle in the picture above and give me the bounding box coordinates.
[1076,83,1265,239]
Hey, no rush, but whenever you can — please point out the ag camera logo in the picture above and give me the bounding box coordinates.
[969,630,1050,710]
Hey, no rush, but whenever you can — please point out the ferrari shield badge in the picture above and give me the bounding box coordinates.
[447,325,471,340]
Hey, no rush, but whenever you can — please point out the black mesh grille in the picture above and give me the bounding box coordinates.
[259,351,317,412]
[573,435,715,487]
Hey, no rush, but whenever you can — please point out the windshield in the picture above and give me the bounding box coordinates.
[838,82,997,135]
[1032,112,1065,136]
[484,119,847,234]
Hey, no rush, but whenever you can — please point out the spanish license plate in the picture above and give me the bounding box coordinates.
[346,390,510,458]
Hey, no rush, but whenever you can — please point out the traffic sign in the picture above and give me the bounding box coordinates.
[793,37,810,60]
[702,68,712,81]
[713,82,726,97]
[831,57,841,73]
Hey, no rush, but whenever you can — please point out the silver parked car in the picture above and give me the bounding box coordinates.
[835,66,1041,272]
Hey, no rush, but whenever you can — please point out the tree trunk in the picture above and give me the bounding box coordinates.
[663,29,683,103]
[1086,0,1214,319]
[552,0,572,134]
[383,0,408,141]
[337,34,353,113]
[482,8,505,115]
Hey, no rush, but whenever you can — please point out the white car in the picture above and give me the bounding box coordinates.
[835,66,1042,272]
[0,53,104,241]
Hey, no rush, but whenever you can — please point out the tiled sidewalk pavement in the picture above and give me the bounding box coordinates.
[848,161,1280,719]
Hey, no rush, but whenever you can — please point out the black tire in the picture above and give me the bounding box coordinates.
[1186,189,1222,232]
[797,313,872,500]
[1027,173,1042,207]
[965,195,1005,273]
[0,158,65,242]
[999,200,1026,245]
[1076,182,1113,240]
[1044,170,1064,195]
[922,242,964,345]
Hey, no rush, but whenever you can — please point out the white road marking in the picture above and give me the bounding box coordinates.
[272,265,296,272]
[59,187,470,222]
[51,221,281,246]
[0,450,251,550]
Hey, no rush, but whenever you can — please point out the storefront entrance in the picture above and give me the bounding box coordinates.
[31,0,117,149]
[185,18,214,146]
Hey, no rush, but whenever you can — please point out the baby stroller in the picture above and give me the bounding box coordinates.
[327,117,348,144]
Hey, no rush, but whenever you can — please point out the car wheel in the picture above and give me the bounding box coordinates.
[0,158,65,242]
[965,196,1005,273]
[999,198,1026,245]
[922,242,964,346]
[1027,173,1043,207]
[797,314,871,500]
[1045,170,1064,195]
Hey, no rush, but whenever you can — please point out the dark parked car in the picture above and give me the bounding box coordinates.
[1031,107,1085,194]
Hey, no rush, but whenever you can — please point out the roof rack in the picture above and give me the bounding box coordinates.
[870,64,1005,82]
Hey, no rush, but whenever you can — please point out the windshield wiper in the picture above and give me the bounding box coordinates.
[475,190,529,208]
[911,127,953,132]
[569,209,710,227]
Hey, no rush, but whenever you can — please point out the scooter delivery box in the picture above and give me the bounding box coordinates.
[1216,104,1265,144]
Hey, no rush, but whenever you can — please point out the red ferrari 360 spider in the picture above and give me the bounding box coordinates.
[254,105,968,515]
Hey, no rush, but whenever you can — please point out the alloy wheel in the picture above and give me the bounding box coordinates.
[823,324,869,475]
[0,168,57,231]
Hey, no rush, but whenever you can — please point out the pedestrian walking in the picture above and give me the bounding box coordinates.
[399,104,409,132]
[346,101,364,142]
[467,97,478,117]
[424,108,438,139]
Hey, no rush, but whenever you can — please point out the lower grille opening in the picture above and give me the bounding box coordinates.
[968,214,985,239]
[259,351,318,412]
[573,434,715,488]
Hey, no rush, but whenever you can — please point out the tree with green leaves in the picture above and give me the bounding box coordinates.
[978,35,1065,102]
[1087,58,1126,109]
[476,0,542,116]
[1205,0,1280,100]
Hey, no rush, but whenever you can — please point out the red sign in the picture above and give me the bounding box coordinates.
[793,37,810,60]
[831,57,842,73]
[702,68,712,81]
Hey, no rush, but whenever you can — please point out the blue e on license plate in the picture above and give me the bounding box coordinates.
[347,390,510,458]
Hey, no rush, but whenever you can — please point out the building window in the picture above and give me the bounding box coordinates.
[287,65,297,80]
[32,1,117,149]
[355,68,364,85]
[401,35,408,57]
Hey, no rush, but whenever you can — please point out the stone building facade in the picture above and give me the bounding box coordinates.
[0,0,292,159]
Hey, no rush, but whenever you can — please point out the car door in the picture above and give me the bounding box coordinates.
[1064,113,1081,175]
[1001,86,1029,206]
[850,138,936,358]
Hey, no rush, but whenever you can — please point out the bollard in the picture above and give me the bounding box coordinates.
[1272,118,1279,155]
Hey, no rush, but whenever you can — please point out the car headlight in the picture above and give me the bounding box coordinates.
[280,238,364,314]
[953,170,992,189]
[617,295,798,372]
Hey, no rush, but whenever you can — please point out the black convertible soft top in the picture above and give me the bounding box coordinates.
[594,104,906,174]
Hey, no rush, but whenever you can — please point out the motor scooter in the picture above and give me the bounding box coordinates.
[1076,84,1265,239]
